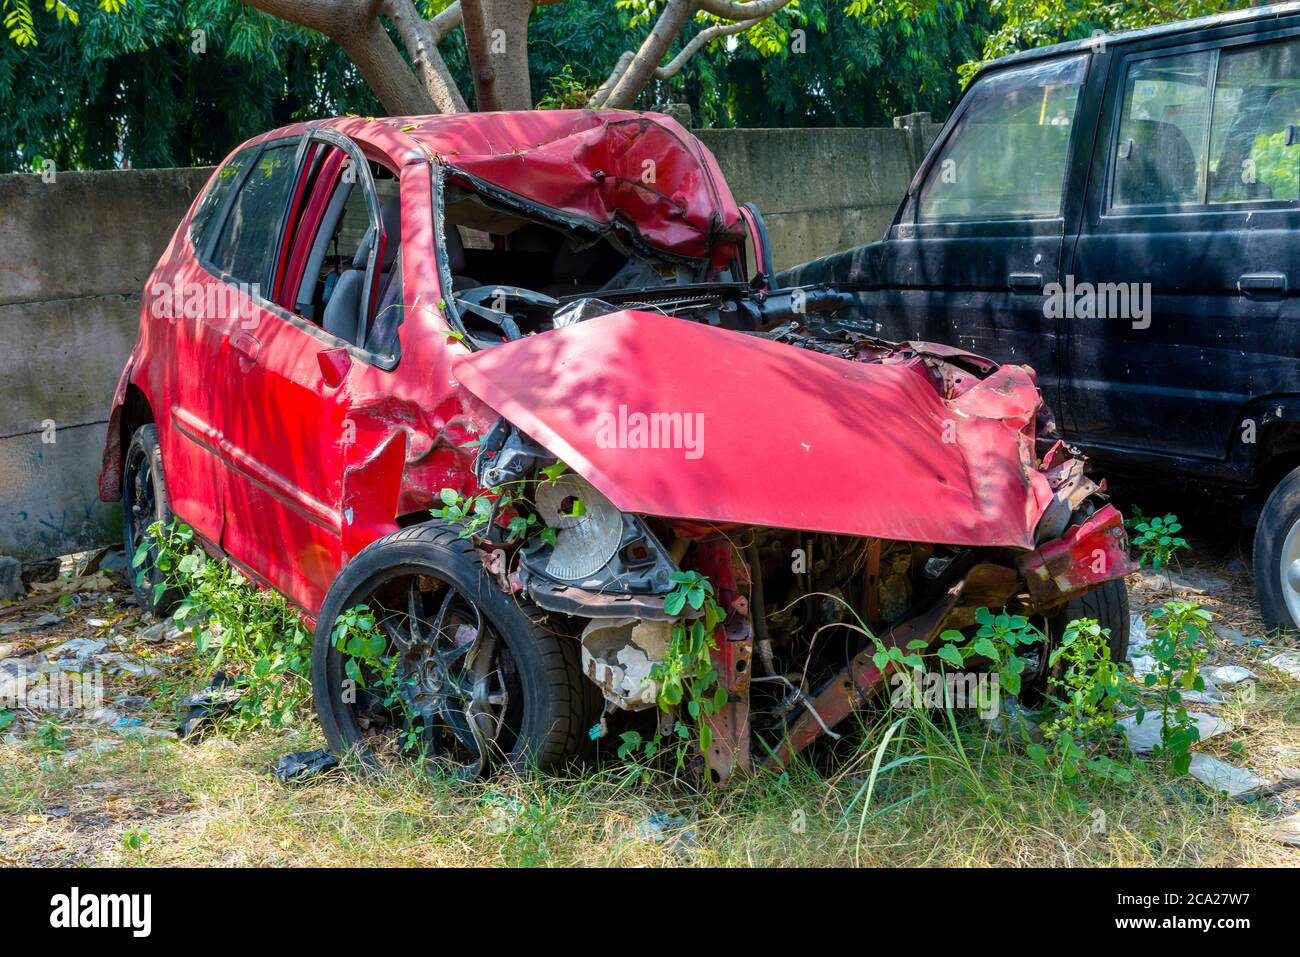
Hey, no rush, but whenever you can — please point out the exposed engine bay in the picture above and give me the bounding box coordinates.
[456,317,1134,785]
[438,174,854,347]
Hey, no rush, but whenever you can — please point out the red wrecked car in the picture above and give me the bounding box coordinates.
[100,110,1133,783]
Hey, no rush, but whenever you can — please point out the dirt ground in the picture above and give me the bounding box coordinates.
[1,498,1297,867]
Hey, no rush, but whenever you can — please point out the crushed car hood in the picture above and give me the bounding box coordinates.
[451,312,1056,549]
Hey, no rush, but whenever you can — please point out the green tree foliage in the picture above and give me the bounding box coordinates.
[0,0,384,171]
[2,0,1252,173]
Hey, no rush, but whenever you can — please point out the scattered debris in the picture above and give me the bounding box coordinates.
[47,637,108,662]
[1187,754,1268,797]
[139,621,185,645]
[1264,652,1300,681]
[1265,813,1300,847]
[273,748,339,784]
[1211,623,1251,646]
[178,672,244,739]
[635,812,698,848]
[1117,711,1230,754]
[110,659,160,679]
[29,573,113,596]
[1205,665,1256,685]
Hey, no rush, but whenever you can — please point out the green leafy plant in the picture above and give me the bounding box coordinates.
[1031,617,1135,782]
[122,826,150,854]
[141,521,313,732]
[35,716,68,753]
[432,461,570,546]
[936,607,1042,696]
[616,571,728,776]
[1133,600,1213,775]
[330,604,424,753]
[1130,513,1189,571]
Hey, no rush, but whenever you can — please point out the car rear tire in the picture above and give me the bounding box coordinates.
[1253,465,1300,633]
[121,424,181,617]
[311,522,591,778]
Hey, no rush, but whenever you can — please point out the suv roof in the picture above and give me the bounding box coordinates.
[986,1,1300,74]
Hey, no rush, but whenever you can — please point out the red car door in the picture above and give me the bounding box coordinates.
[150,145,271,543]
[215,131,399,611]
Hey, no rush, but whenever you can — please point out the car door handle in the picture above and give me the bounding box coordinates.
[231,332,261,364]
[1008,272,1044,293]
[1238,273,1287,297]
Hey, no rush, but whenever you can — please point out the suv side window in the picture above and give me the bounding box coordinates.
[1112,51,1213,208]
[917,55,1086,222]
[210,143,298,288]
[190,146,255,250]
[1208,37,1300,204]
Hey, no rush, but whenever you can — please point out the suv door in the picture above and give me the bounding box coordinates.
[1065,27,1300,461]
[867,54,1094,417]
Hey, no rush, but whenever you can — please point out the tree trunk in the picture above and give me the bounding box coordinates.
[470,0,535,110]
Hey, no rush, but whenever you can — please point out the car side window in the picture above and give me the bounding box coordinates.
[1208,37,1300,204]
[1112,51,1213,208]
[210,143,298,289]
[190,146,255,250]
[917,55,1086,223]
[274,144,402,356]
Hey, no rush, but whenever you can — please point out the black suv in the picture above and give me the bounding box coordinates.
[782,3,1300,633]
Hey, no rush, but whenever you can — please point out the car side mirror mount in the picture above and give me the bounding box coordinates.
[317,346,352,389]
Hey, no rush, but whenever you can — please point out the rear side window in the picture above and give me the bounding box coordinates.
[1112,51,1213,208]
[917,55,1086,222]
[210,143,298,288]
[1208,38,1300,203]
[189,146,255,250]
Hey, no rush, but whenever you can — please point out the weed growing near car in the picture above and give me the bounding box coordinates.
[137,522,313,731]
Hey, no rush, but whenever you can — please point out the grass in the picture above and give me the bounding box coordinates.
[2,678,1295,867]
[3,522,1296,867]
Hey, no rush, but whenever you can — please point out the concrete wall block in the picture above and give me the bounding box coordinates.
[0,295,140,437]
[0,167,212,307]
[0,422,120,559]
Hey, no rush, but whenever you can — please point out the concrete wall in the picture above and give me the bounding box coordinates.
[0,118,943,560]
[697,114,940,270]
[0,168,213,559]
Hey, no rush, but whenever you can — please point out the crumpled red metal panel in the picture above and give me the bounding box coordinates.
[400,110,744,266]
[452,311,1057,549]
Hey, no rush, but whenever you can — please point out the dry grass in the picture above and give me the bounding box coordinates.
[1,510,1297,868]
[1,685,1295,867]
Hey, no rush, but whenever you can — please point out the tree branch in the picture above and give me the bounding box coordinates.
[654,16,758,80]
[431,0,463,42]
[382,0,468,112]
[589,50,634,108]
[241,0,437,114]
[459,0,503,111]
[601,0,695,110]
[695,0,790,19]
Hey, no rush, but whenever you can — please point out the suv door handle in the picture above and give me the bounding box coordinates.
[1008,272,1044,293]
[1238,273,1287,297]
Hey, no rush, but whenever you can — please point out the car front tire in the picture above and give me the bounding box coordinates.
[311,522,593,778]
